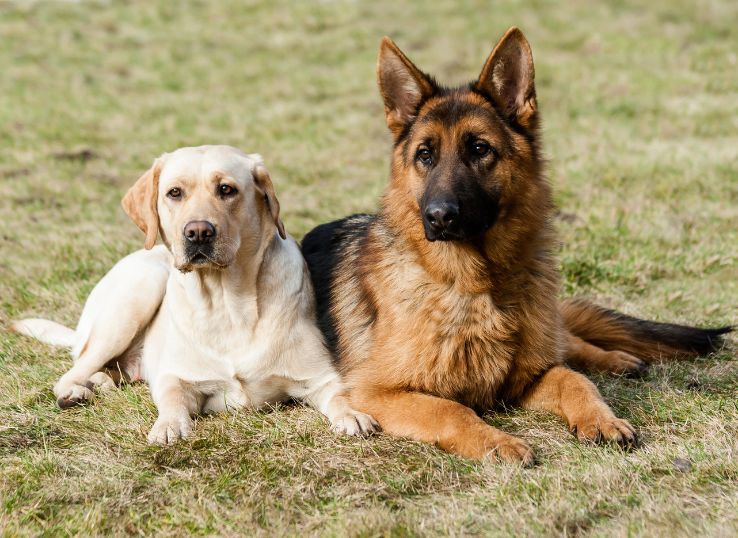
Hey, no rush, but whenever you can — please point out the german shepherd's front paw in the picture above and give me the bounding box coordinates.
[483,434,535,466]
[571,415,638,447]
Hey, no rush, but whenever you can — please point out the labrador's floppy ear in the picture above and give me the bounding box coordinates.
[121,158,162,250]
[475,27,537,129]
[377,36,436,139]
[253,165,287,240]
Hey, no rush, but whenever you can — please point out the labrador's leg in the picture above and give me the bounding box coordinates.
[284,323,379,436]
[55,336,141,408]
[352,387,534,464]
[85,363,135,392]
[87,371,117,391]
[54,248,169,408]
[518,365,637,445]
[147,376,200,445]
[298,374,379,436]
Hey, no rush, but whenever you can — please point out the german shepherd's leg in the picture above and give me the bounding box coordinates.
[565,332,647,376]
[352,388,534,464]
[518,365,637,445]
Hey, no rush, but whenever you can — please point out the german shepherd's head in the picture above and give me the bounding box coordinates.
[378,27,552,267]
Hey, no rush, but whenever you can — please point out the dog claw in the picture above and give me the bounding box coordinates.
[605,351,649,377]
[484,436,535,467]
[572,416,638,448]
[331,411,381,437]
[56,384,94,408]
[147,415,193,445]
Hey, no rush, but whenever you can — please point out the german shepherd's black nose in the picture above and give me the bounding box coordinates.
[424,202,459,238]
[184,220,216,244]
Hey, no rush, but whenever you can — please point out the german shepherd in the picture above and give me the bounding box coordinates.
[301,27,731,464]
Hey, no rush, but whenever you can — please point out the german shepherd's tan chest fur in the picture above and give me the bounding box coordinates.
[373,258,516,405]
[332,218,561,412]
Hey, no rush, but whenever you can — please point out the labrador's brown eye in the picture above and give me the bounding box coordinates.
[218,184,237,196]
[167,187,182,199]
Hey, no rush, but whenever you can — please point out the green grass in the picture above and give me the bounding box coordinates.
[1,0,736,535]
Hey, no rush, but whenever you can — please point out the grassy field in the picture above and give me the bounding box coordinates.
[1,0,736,536]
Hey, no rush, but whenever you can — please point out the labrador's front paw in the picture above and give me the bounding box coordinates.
[147,414,193,445]
[331,410,380,437]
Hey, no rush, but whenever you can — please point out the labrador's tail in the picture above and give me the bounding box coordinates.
[10,319,76,348]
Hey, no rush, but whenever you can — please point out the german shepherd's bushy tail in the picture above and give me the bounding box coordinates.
[561,299,733,362]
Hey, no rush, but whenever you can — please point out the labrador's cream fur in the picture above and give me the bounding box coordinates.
[13,145,378,444]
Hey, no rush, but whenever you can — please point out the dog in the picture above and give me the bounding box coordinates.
[12,145,378,444]
[301,28,731,463]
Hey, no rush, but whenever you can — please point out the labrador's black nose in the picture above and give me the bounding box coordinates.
[183,220,216,244]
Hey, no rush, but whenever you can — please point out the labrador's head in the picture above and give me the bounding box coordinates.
[122,145,286,272]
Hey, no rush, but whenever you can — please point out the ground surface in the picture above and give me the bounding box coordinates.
[1,1,736,536]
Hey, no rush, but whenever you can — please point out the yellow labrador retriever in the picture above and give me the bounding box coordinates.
[13,145,378,444]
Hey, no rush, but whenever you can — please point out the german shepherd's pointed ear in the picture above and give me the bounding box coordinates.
[121,158,163,250]
[253,165,287,240]
[476,27,537,129]
[377,36,435,138]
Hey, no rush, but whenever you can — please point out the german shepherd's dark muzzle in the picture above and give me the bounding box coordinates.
[420,163,500,242]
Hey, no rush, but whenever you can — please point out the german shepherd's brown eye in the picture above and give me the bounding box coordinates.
[472,141,491,157]
[416,147,432,166]
[218,184,237,196]
[167,187,182,199]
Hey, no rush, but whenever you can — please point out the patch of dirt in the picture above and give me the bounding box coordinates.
[52,148,98,162]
